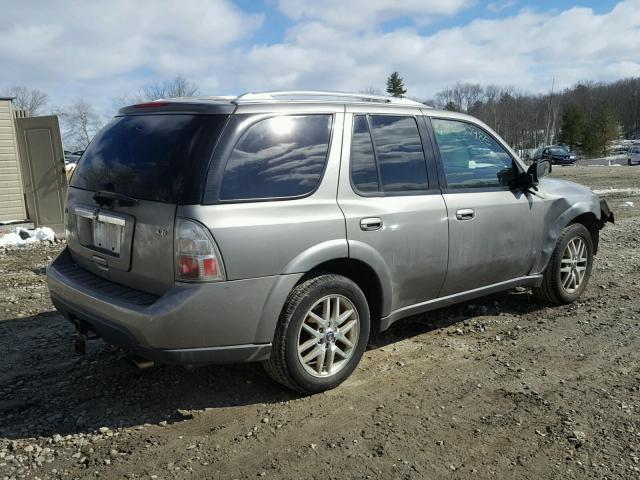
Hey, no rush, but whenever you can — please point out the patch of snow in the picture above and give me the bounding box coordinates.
[0,227,56,248]
[592,188,640,195]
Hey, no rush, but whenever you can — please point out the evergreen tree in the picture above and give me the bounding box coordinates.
[582,104,619,157]
[558,104,585,150]
[386,72,407,98]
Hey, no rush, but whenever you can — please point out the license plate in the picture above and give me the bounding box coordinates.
[92,213,124,254]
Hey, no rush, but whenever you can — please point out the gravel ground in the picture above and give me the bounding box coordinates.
[1,166,639,480]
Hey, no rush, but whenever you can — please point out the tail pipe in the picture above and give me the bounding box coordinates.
[122,354,155,370]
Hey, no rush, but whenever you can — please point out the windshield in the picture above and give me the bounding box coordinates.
[549,147,569,155]
[71,114,228,203]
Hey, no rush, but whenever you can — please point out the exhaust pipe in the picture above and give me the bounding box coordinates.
[123,354,155,370]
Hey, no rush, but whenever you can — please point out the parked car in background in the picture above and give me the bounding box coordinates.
[47,91,613,394]
[64,150,80,165]
[533,146,577,165]
[628,145,640,166]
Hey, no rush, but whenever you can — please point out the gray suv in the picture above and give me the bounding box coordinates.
[47,91,614,393]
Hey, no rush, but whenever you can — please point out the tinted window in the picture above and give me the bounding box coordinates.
[220,115,332,201]
[71,114,228,203]
[431,118,515,189]
[350,116,379,193]
[369,116,428,192]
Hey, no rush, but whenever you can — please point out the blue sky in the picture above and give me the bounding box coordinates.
[0,0,638,117]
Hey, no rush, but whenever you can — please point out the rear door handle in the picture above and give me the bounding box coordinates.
[360,217,383,231]
[456,209,475,221]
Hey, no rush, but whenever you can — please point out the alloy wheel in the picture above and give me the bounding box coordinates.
[296,295,360,378]
[560,236,588,293]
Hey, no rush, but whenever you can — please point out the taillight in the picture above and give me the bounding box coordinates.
[174,218,225,282]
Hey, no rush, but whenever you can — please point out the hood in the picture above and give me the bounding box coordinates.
[538,177,598,201]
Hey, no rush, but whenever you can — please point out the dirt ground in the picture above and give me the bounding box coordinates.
[1,166,639,480]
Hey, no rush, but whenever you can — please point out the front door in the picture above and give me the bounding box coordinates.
[15,115,67,235]
[338,110,448,316]
[428,117,539,296]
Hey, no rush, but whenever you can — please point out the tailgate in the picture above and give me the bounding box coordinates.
[66,187,176,296]
[63,111,230,296]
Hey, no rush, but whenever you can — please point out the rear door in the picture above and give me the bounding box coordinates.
[66,112,229,295]
[337,108,448,315]
[427,116,540,296]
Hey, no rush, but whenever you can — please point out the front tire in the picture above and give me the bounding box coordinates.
[534,223,594,305]
[264,274,370,394]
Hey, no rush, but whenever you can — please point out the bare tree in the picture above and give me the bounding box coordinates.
[59,99,104,150]
[113,76,199,109]
[2,86,49,116]
[434,82,482,112]
[360,86,383,96]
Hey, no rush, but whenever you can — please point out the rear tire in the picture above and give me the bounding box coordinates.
[533,223,594,305]
[263,274,370,394]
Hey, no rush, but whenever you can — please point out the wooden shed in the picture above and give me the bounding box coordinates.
[0,97,27,222]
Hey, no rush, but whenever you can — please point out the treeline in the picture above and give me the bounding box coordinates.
[428,77,640,156]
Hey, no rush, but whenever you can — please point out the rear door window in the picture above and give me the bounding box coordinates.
[71,114,228,204]
[220,115,332,201]
[349,114,428,195]
[369,115,428,192]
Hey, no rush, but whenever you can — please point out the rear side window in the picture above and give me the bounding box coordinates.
[350,115,428,194]
[350,116,379,193]
[71,114,228,203]
[220,115,332,201]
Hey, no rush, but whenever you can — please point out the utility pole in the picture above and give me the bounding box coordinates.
[545,77,555,146]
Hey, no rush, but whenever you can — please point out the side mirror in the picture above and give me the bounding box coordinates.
[536,159,552,178]
[510,159,551,191]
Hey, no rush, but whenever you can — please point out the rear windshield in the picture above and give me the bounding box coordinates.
[71,114,228,203]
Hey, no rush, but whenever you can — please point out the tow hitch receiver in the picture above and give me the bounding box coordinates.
[74,321,98,355]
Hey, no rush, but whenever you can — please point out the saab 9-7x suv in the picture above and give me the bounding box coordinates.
[47,91,613,393]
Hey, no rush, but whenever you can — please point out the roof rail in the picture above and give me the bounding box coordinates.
[234,90,427,107]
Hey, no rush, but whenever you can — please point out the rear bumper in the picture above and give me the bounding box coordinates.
[47,247,302,364]
[52,293,271,364]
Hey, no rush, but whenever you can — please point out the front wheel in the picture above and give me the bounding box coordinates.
[263,274,370,394]
[533,223,594,305]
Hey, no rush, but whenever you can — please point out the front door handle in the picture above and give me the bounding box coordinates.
[456,209,475,221]
[360,217,383,231]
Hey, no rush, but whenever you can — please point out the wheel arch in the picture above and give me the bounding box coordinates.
[532,201,600,274]
[569,212,600,254]
[296,257,389,334]
[256,239,392,342]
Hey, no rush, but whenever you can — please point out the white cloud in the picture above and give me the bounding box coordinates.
[230,1,640,99]
[1,0,639,115]
[487,0,516,13]
[277,0,474,28]
[0,0,263,111]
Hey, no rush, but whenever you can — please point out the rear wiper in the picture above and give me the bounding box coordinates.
[93,190,138,207]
